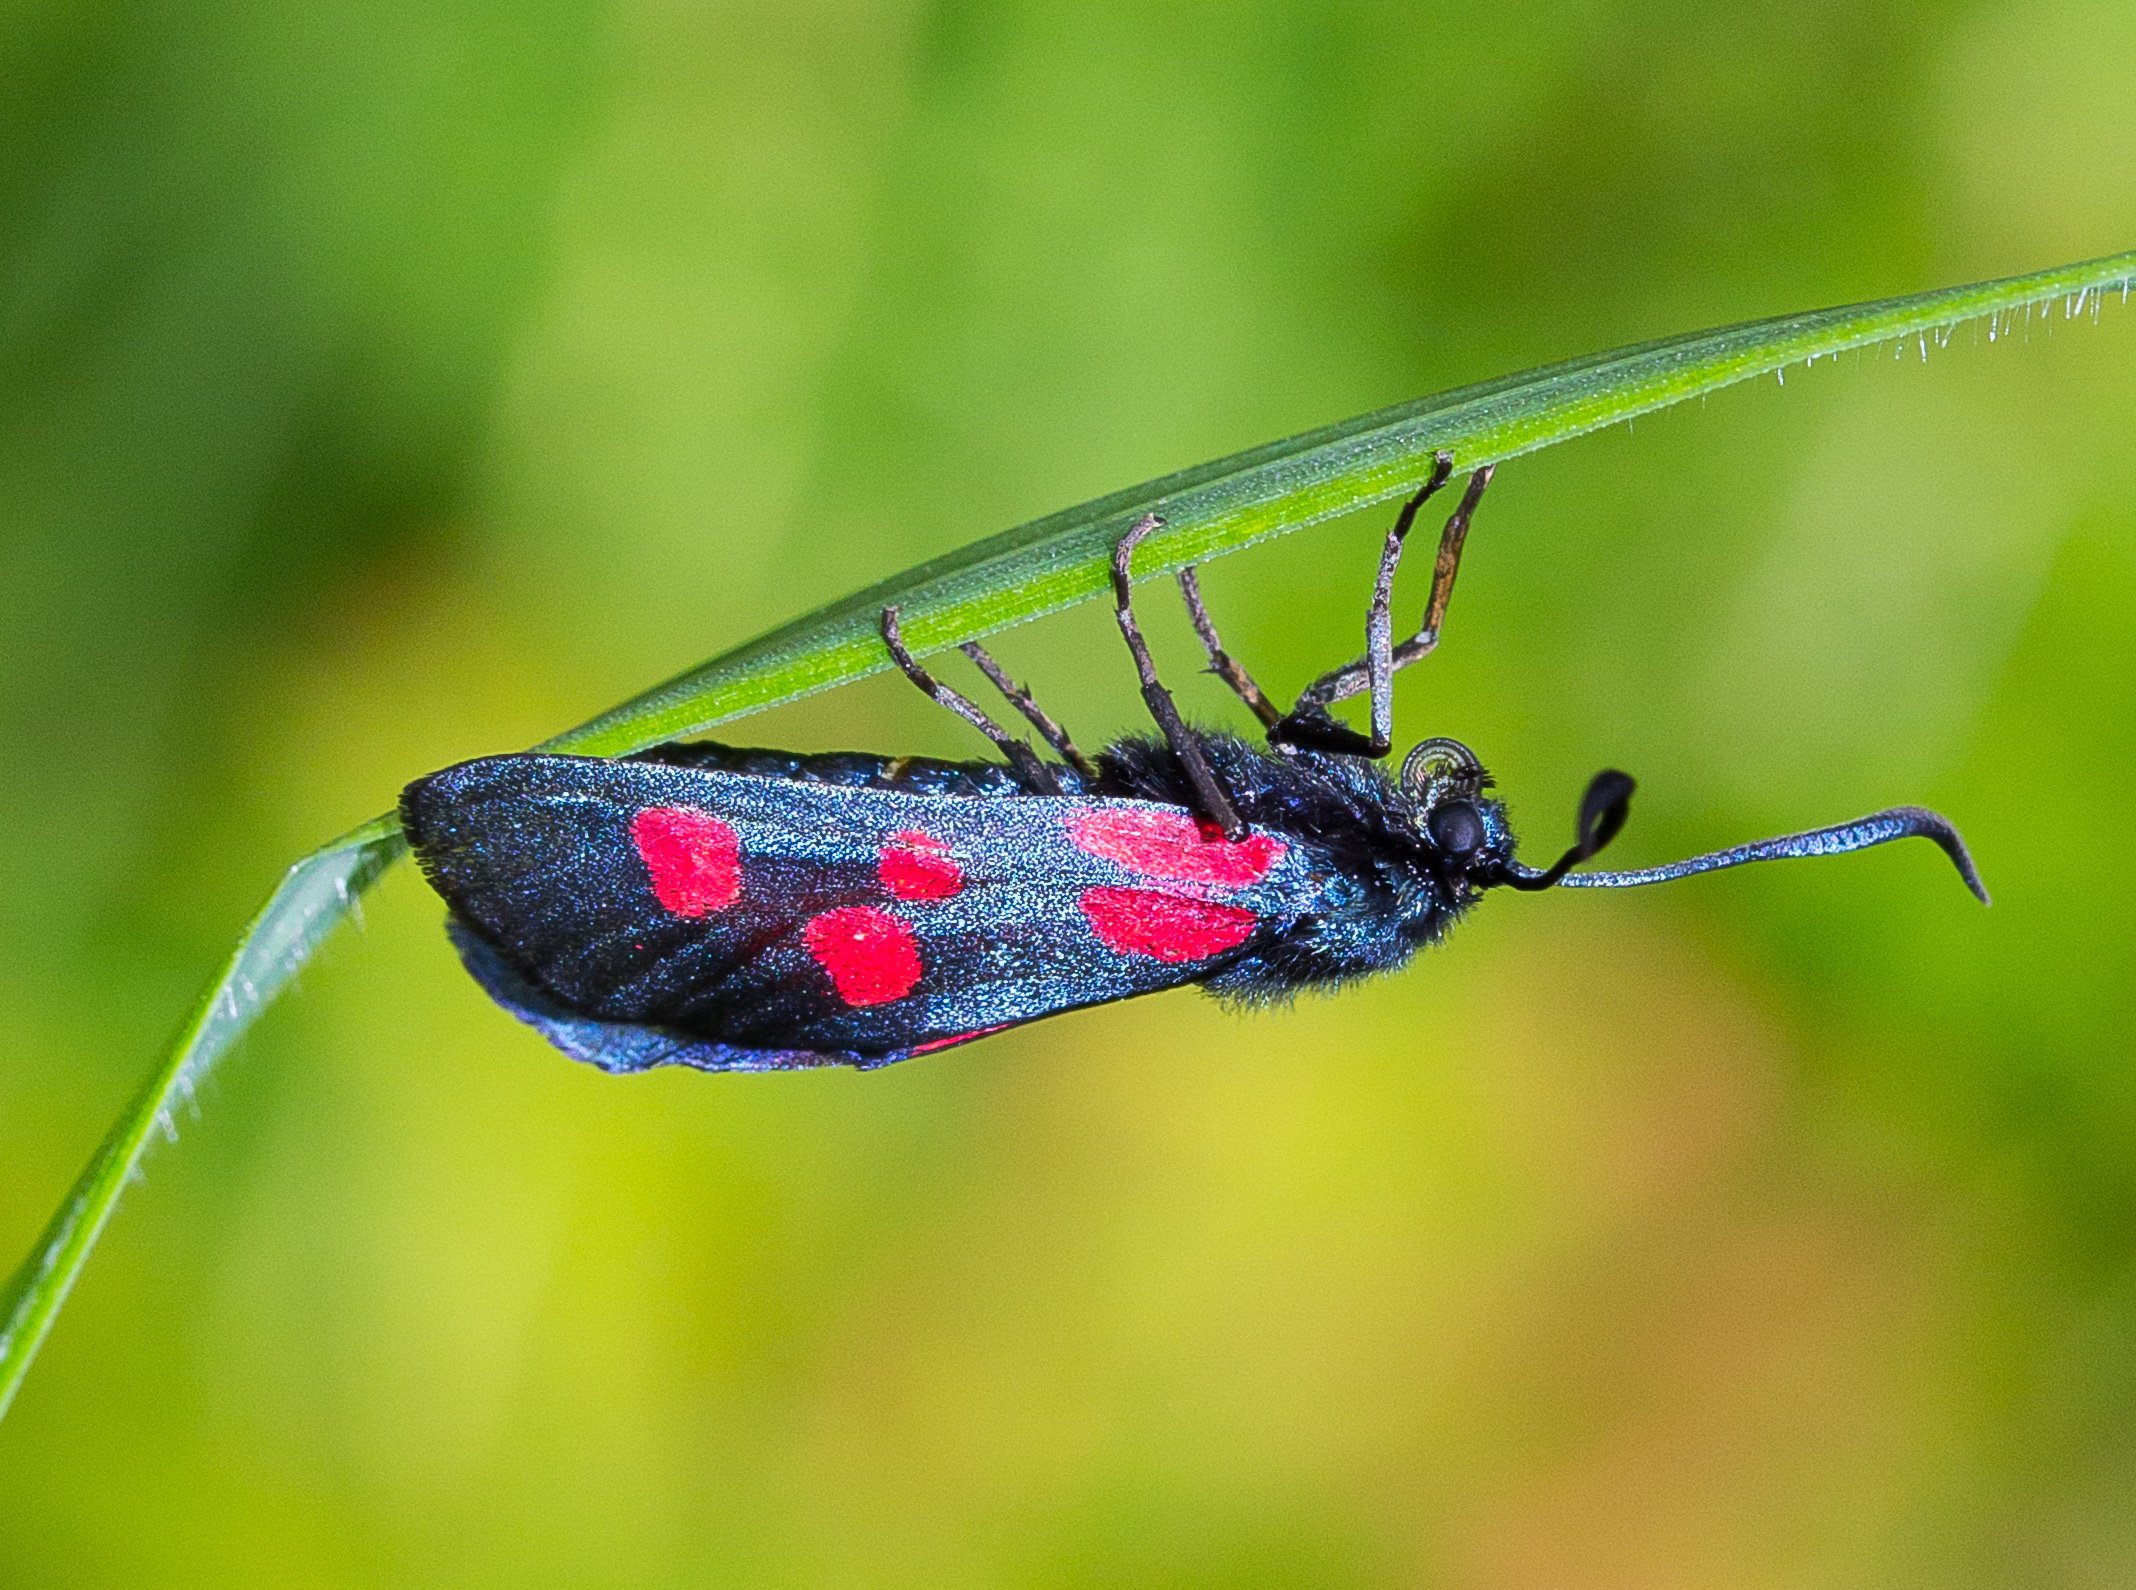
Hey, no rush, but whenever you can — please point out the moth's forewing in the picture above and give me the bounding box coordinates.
[402,754,1328,1069]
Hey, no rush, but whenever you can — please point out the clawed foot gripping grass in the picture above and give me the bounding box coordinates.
[4,251,2132,1420]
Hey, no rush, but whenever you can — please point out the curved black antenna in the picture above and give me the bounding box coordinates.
[1549,805,1990,904]
[1501,770,1637,891]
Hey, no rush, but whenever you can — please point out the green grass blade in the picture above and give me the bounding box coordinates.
[3,248,2131,1419]
[0,818,405,1420]
[548,249,2136,755]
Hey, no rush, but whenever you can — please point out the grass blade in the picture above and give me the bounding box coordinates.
[548,249,2136,754]
[0,818,405,1419]
[4,248,2131,1418]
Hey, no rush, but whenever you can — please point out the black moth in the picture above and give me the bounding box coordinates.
[402,457,1987,1073]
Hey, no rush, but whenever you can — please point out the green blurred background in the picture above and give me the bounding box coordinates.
[4,0,2135,1583]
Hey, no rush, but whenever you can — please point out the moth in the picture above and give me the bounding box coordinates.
[402,456,1986,1073]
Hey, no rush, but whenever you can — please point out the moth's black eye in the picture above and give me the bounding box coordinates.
[1429,799,1485,857]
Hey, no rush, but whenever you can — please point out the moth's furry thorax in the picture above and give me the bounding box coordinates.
[1093,731,1518,1000]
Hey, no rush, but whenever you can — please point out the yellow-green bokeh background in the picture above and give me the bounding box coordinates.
[5,2,2136,1584]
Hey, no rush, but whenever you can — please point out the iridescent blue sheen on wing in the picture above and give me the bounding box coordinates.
[401,746,1359,1071]
[446,919,871,1073]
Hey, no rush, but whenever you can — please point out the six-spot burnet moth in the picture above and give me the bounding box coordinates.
[401,456,1989,1074]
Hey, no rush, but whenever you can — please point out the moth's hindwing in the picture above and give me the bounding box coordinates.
[401,754,1326,1071]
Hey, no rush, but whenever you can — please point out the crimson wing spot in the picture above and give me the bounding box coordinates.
[909,1023,1011,1056]
[879,830,964,901]
[1079,887,1257,962]
[1065,807,1284,886]
[632,807,741,916]
[805,905,923,1005]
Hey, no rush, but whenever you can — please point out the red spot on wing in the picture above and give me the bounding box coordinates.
[805,906,923,1006]
[910,1023,1010,1056]
[1079,887,1258,962]
[879,830,964,901]
[1066,807,1284,887]
[632,807,741,916]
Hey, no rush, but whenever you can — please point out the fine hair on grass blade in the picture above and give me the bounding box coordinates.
[3,249,2133,1419]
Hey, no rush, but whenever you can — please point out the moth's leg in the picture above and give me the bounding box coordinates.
[1175,566,1284,731]
[1111,514,1246,837]
[1276,456,1495,756]
[1267,454,1453,756]
[959,641,1101,780]
[881,606,1061,793]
